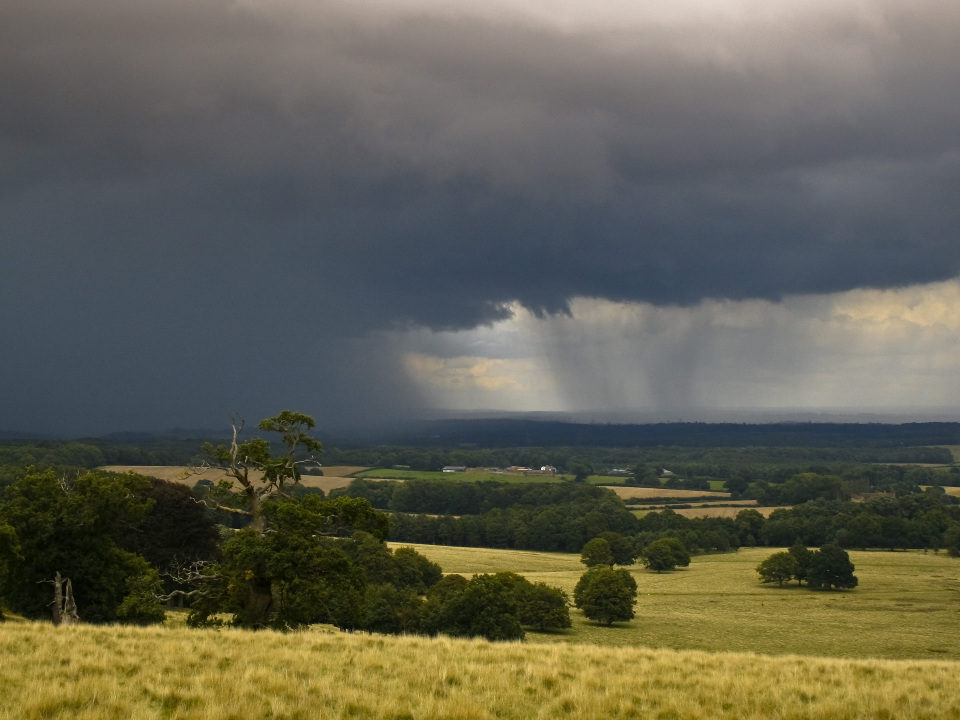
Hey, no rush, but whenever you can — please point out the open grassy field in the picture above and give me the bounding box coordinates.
[934,445,960,462]
[602,486,730,500]
[392,543,960,661]
[357,468,562,484]
[2,622,960,720]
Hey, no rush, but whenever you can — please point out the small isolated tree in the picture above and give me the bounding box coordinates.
[200,410,323,533]
[641,537,691,573]
[581,538,614,567]
[807,544,858,590]
[788,543,813,585]
[569,463,593,483]
[756,552,799,587]
[575,567,637,626]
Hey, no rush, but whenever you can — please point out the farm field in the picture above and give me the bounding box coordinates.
[602,485,730,500]
[646,505,789,519]
[357,468,562,484]
[99,465,364,495]
[393,543,960,660]
[3,623,960,720]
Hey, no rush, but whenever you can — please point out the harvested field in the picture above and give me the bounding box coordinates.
[99,465,369,494]
[316,465,369,477]
[920,485,960,497]
[100,465,237,487]
[601,486,729,500]
[3,622,960,720]
[665,505,788,519]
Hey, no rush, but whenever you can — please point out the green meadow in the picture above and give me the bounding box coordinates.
[392,543,960,660]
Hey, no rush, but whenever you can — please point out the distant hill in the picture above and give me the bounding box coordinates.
[381,419,960,449]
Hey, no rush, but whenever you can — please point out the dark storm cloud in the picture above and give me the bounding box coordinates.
[1,0,959,432]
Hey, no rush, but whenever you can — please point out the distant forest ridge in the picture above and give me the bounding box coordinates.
[0,421,958,475]
[391,419,960,449]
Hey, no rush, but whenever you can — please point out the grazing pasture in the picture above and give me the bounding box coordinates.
[2,622,960,720]
[394,543,960,660]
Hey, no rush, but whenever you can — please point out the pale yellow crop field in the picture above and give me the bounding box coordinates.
[601,486,730,500]
[317,465,370,477]
[2,622,960,720]
[99,466,365,494]
[100,465,237,487]
[393,543,960,660]
[664,505,788,519]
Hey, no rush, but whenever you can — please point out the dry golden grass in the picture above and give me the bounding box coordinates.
[2,621,960,720]
[664,505,788,519]
[317,466,370,477]
[99,466,371,494]
[601,486,730,500]
[100,466,238,487]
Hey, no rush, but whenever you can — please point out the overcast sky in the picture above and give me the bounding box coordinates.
[2,0,960,435]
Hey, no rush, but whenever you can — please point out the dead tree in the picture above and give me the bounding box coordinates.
[40,572,80,626]
[157,559,219,608]
[186,411,322,534]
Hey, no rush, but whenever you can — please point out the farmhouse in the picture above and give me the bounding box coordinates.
[441,466,466,473]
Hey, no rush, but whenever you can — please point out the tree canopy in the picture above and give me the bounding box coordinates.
[807,544,858,590]
[0,468,165,623]
[640,537,691,572]
[756,552,799,587]
[574,567,637,626]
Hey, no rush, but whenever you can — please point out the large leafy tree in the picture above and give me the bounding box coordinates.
[0,468,164,623]
[118,476,221,570]
[641,537,691,572]
[580,537,613,567]
[808,544,858,590]
[599,531,639,566]
[421,573,525,641]
[200,410,323,533]
[188,494,389,629]
[756,552,799,587]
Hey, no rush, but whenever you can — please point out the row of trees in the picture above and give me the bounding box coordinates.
[757,544,858,590]
[320,436,955,473]
[335,478,617,516]
[580,535,691,573]
[637,492,960,555]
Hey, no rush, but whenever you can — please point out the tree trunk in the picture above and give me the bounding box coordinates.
[50,572,63,627]
[62,579,79,626]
